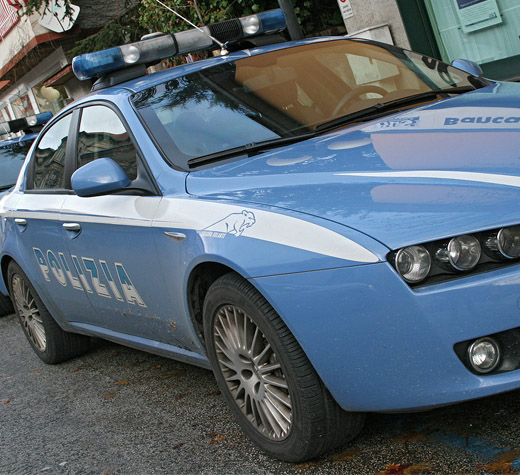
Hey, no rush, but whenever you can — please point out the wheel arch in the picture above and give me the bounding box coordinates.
[186,260,235,346]
[185,256,296,350]
[0,254,13,296]
[184,257,314,365]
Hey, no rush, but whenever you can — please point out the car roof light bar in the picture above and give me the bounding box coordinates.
[72,9,287,81]
[154,0,227,52]
[0,111,53,135]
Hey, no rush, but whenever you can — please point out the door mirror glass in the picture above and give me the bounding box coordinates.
[451,59,483,78]
[71,157,130,197]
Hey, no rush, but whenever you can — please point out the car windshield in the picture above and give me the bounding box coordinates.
[132,39,477,170]
[0,139,32,189]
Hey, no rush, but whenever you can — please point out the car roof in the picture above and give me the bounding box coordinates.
[0,132,38,148]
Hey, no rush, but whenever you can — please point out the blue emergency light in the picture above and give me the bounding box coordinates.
[72,9,287,81]
[0,111,53,135]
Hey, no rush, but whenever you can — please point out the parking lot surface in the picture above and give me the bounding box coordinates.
[3,311,520,474]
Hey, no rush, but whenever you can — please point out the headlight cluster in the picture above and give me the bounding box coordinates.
[389,225,520,285]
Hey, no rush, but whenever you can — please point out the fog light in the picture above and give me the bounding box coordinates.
[468,337,500,373]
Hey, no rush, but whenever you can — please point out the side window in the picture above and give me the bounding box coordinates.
[77,105,137,180]
[31,114,72,190]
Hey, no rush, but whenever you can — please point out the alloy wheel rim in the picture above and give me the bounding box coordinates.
[12,274,46,351]
[213,304,292,440]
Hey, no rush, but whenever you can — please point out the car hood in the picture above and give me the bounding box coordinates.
[187,82,520,250]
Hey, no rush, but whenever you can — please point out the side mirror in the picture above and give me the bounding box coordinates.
[451,58,483,78]
[71,158,131,197]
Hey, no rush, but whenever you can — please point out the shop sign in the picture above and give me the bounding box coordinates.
[337,0,354,25]
[454,0,502,33]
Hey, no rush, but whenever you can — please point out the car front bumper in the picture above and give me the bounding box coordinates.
[252,261,520,412]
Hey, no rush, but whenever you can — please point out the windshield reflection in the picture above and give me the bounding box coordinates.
[133,39,478,169]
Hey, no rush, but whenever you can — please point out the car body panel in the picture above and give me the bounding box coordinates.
[253,262,520,411]
[188,81,520,250]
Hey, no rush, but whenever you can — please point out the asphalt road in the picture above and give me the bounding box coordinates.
[3,311,520,475]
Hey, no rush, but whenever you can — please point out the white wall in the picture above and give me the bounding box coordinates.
[0,47,68,118]
[340,0,411,49]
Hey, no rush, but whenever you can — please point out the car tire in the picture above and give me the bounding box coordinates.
[203,272,365,462]
[8,261,90,364]
[0,293,14,317]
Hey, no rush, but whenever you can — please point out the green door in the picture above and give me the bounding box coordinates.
[398,0,520,80]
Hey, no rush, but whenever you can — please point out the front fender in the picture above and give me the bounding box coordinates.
[153,196,389,278]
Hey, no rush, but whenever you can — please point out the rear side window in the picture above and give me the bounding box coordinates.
[31,114,72,190]
[77,105,137,180]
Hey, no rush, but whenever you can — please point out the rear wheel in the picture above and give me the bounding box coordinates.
[8,261,90,364]
[203,273,365,462]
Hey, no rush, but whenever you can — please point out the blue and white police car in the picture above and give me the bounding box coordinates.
[1,8,520,461]
[0,111,52,316]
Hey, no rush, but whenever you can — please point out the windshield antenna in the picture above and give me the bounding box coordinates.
[153,0,229,55]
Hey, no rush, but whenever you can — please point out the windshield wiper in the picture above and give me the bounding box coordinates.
[187,132,316,168]
[315,86,476,133]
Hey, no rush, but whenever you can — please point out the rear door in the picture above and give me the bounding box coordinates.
[8,112,94,321]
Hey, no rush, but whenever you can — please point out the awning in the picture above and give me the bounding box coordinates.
[44,64,74,87]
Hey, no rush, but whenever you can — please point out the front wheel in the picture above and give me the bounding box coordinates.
[8,261,90,364]
[203,273,365,462]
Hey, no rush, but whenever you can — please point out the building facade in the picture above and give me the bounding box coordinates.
[1,0,519,134]
[0,0,133,133]
[341,0,520,81]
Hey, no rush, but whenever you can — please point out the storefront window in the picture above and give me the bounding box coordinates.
[31,82,69,115]
[0,107,8,139]
[10,93,35,118]
[0,107,9,122]
[425,0,520,78]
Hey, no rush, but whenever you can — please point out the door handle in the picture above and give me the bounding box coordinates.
[63,223,82,232]
[14,218,27,227]
[14,218,27,232]
[165,231,186,242]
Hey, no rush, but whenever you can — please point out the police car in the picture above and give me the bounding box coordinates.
[1,8,520,462]
[0,112,52,197]
[0,112,52,316]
